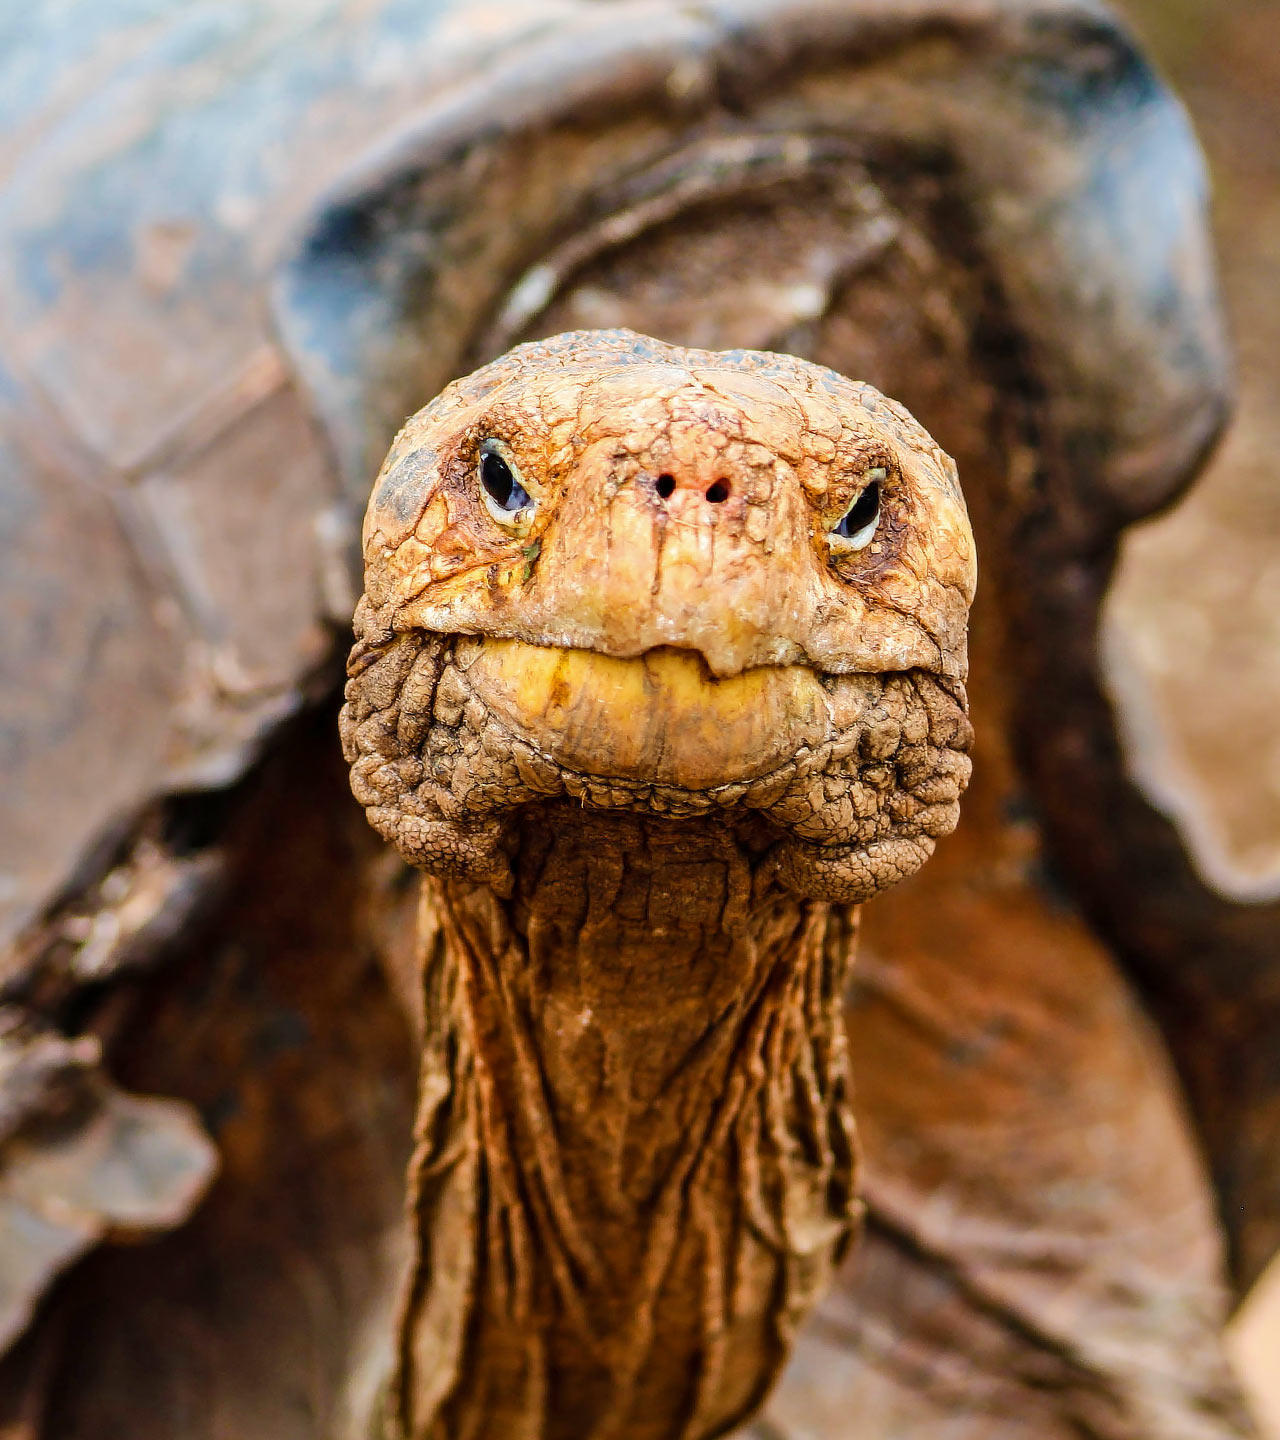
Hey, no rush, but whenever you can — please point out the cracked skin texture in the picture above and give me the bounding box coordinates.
[340,330,976,1440]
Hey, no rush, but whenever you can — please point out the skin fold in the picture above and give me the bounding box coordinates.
[340,329,976,1439]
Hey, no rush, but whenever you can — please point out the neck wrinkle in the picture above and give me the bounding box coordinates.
[397,807,861,1440]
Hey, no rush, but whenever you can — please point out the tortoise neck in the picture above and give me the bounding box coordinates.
[395,806,860,1440]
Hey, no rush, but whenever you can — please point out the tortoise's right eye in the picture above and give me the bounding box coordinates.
[478,441,534,528]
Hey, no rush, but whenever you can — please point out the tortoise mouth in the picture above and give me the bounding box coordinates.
[341,627,972,896]
[453,638,870,792]
[344,626,968,829]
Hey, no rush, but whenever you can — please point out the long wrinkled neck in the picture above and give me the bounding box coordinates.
[393,806,860,1440]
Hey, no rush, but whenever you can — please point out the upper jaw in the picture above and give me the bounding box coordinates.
[389,596,957,683]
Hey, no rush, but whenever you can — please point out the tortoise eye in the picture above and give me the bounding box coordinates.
[829,468,884,554]
[478,441,534,527]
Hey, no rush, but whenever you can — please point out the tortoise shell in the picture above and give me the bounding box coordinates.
[0,1,1272,1435]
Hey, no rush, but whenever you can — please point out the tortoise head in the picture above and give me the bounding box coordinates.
[341,329,975,901]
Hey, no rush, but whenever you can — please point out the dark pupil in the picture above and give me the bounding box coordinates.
[480,449,530,513]
[835,480,879,537]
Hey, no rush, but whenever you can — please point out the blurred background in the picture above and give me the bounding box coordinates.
[1108,0,1280,1425]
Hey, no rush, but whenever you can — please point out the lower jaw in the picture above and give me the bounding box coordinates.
[443,637,959,902]
[345,630,967,900]
[453,636,873,792]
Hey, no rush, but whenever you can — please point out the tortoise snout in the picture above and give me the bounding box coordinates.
[650,468,733,506]
[521,437,815,677]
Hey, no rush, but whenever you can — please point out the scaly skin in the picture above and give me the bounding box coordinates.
[341,330,976,1439]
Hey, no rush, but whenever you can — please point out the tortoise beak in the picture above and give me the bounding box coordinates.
[453,639,854,791]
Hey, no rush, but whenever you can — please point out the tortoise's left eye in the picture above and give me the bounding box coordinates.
[828,468,884,554]
[478,441,534,527]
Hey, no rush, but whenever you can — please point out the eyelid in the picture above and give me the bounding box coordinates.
[477,438,537,529]
[478,437,543,496]
[829,465,887,517]
[826,465,885,554]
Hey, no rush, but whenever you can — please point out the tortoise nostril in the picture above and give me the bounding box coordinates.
[653,474,731,502]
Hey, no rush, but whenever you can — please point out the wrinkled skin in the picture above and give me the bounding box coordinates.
[341,330,975,1439]
[343,330,974,903]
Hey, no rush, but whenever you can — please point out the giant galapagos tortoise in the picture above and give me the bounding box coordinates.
[0,1,1275,1437]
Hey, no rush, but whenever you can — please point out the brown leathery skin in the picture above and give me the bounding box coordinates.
[341,631,971,906]
[399,819,860,1440]
[340,331,975,1439]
